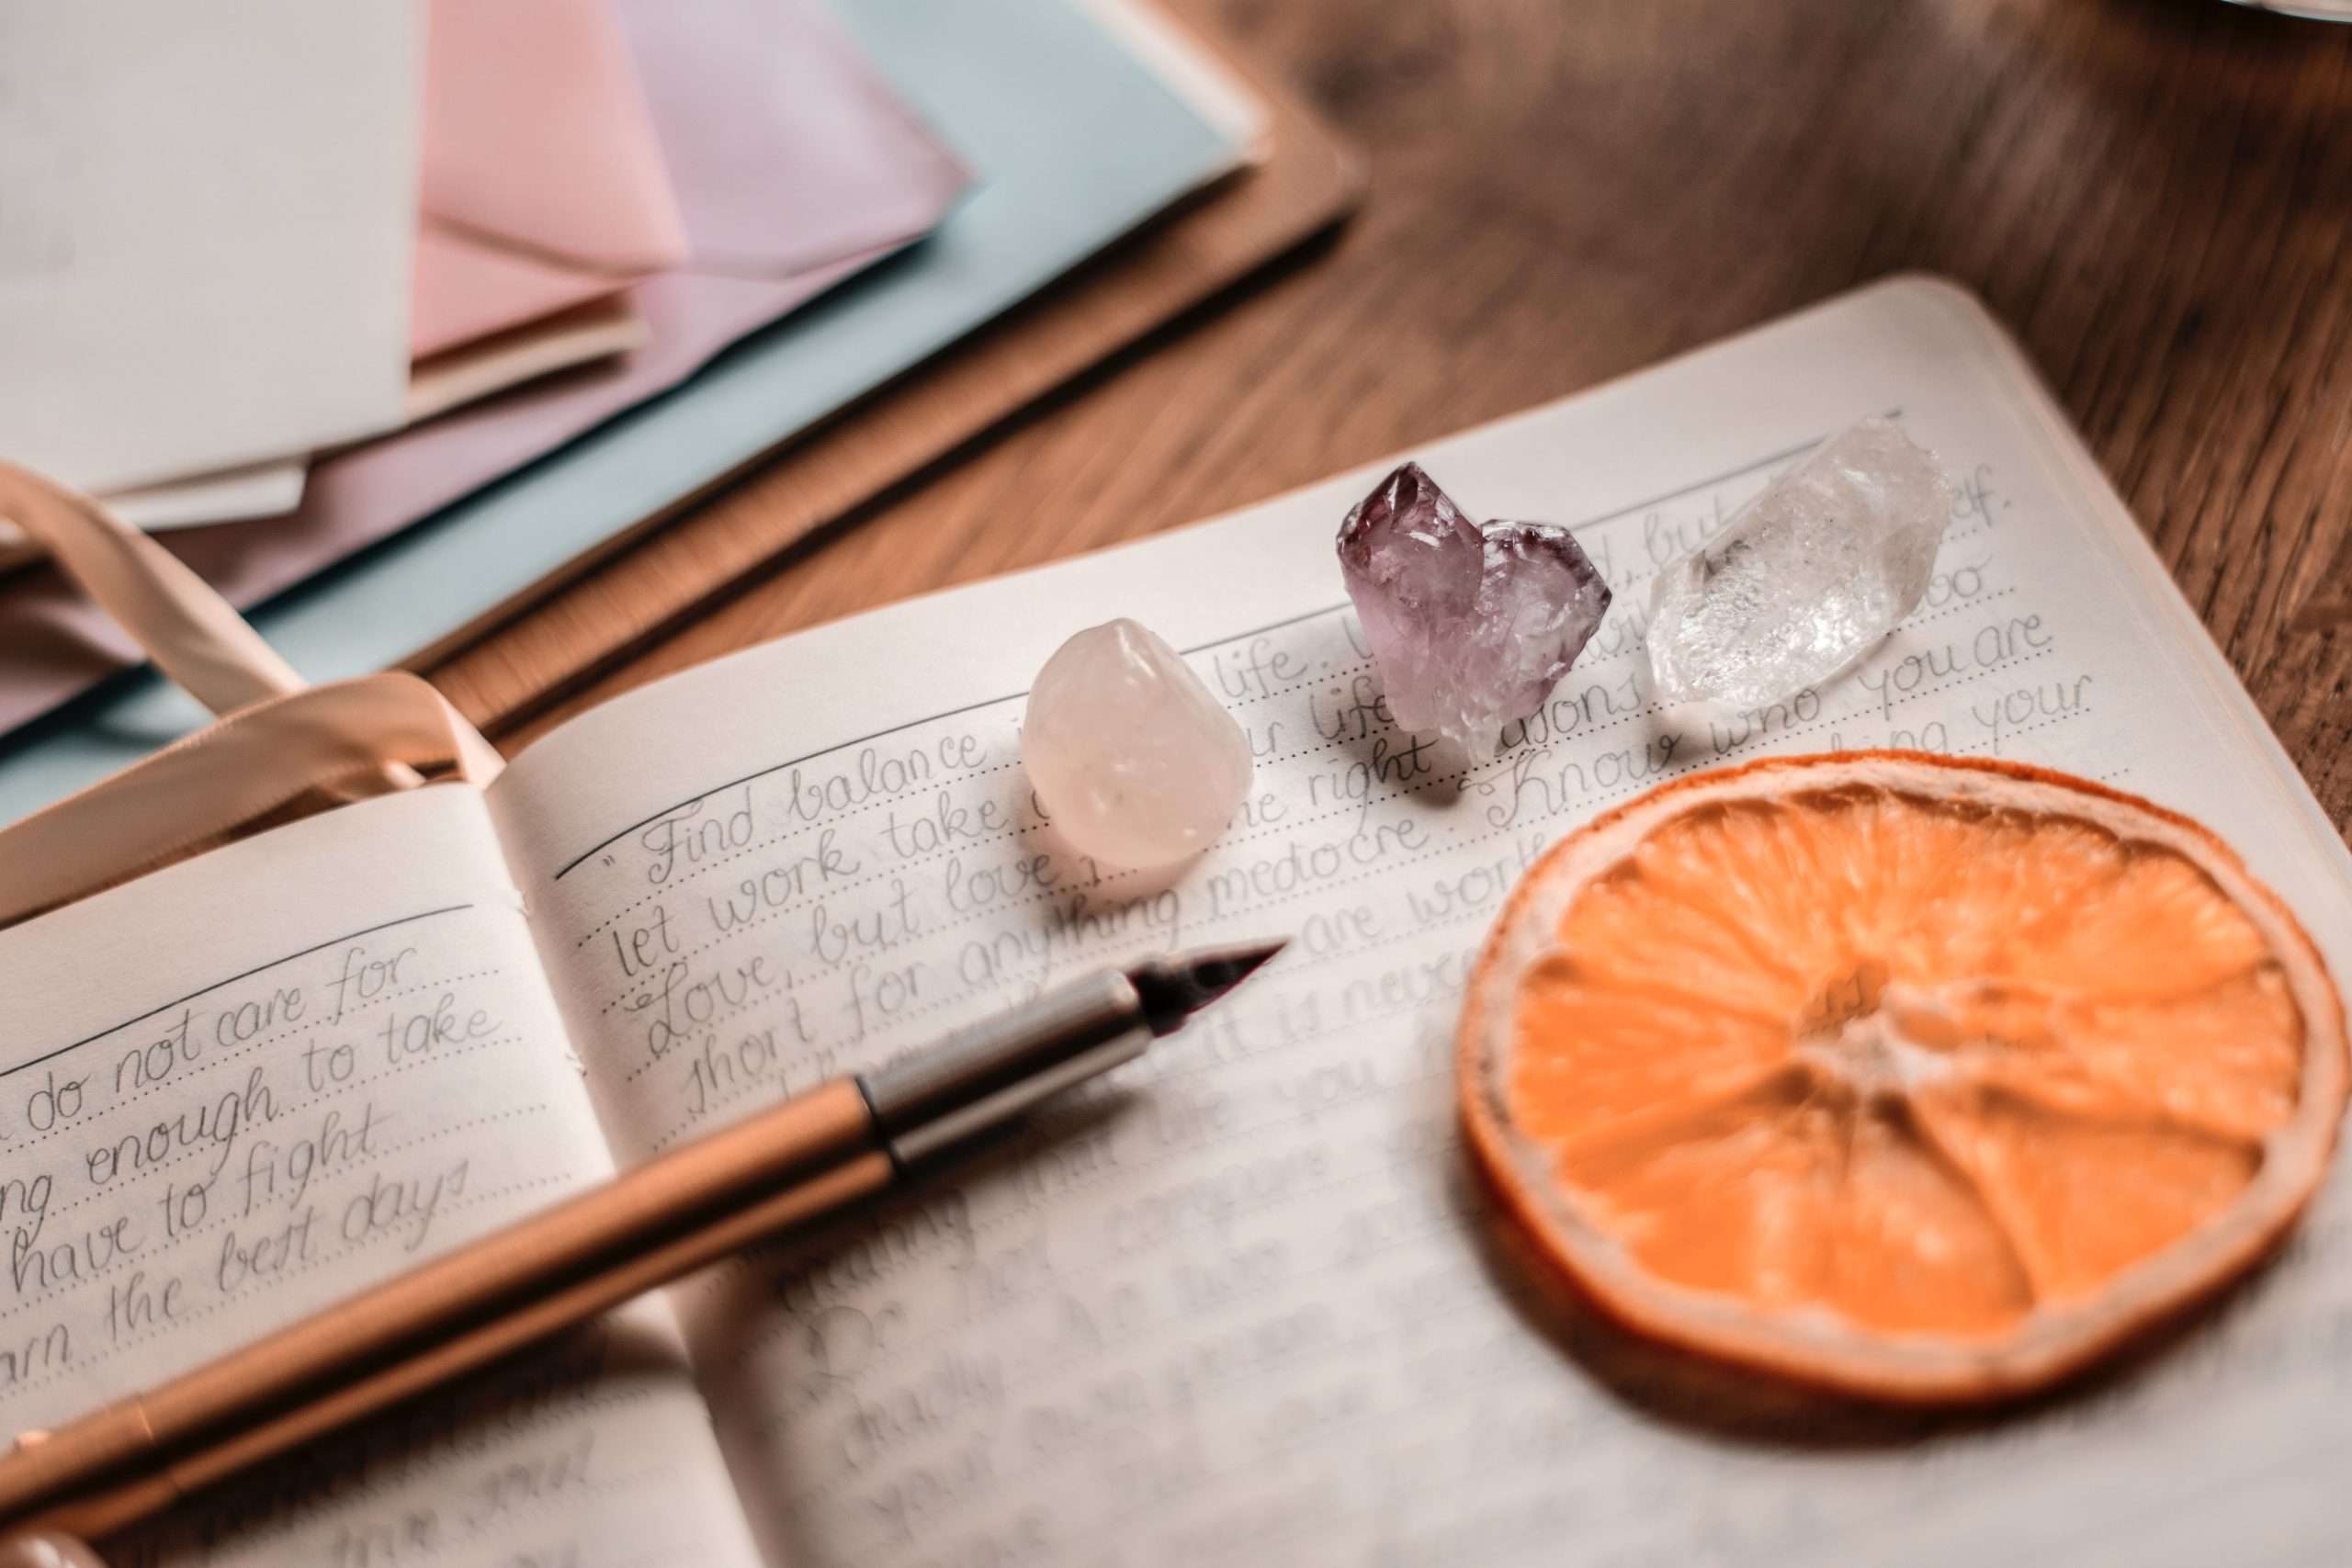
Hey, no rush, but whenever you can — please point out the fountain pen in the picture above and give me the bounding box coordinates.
[0,941,1286,1547]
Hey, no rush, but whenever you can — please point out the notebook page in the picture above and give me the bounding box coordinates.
[489,276,2352,1568]
[0,787,761,1568]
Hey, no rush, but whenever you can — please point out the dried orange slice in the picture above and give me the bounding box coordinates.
[1459,751,2347,1402]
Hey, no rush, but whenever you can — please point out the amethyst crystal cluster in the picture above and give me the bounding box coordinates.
[1336,463,1611,764]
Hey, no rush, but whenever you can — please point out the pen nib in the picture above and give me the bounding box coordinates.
[1131,939,1287,1034]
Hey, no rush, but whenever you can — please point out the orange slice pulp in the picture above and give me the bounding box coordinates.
[1458,752,2347,1401]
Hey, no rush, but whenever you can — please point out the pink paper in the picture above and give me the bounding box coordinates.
[0,0,966,735]
[621,0,957,276]
[410,0,688,358]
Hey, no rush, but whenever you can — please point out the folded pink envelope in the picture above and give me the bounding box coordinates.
[0,0,967,737]
[410,0,689,358]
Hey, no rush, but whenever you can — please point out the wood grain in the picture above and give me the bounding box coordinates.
[466,0,2352,822]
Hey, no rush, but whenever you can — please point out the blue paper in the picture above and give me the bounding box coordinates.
[0,0,1239,821]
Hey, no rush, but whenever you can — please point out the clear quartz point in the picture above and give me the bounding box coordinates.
[1646,418,1955,708]
[1022,618,1252,869]
[1335,462,1611,765]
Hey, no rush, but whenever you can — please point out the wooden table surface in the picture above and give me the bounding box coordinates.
[507,0,2352,820]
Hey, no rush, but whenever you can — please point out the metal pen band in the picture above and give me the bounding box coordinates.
[855,970,1149,1168]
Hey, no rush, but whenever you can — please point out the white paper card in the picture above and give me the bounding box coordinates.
[0,2,417,493]
[99,457,310,531]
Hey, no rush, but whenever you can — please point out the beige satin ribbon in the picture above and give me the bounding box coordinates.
[0,462,304,716]
[0,463,501,928]
[0,1529,107,1568]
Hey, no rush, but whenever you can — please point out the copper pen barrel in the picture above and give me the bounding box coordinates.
[28,1148,897,1542]
[0,964,1159,1544]
[0,1081,884,1541]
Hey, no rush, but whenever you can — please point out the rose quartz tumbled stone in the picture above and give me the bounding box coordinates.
[1022,618,1252,869]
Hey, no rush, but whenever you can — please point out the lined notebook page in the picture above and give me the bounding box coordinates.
[492,278,2352,1568]
[0,788,761,1568]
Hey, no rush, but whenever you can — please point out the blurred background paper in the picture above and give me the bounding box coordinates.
[0,0,419,494]
[1072,0,1270,153]
[101,460,309,533]
[292,0,969,549]
[0,459,311,574]
[0,0,967,739]
[0,0,1249,816]
[403,296,650,424]
[411,0,688,358]
[618,0,968,276]
[1,0,679,550]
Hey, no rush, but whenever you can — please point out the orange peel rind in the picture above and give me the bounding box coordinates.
[1458,751,2348,1403]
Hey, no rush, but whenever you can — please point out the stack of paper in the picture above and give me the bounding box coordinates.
[1,0,942,547]
[0,0,1265,818]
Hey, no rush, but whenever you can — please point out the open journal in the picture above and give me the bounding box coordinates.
[4,276,2348,1568]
